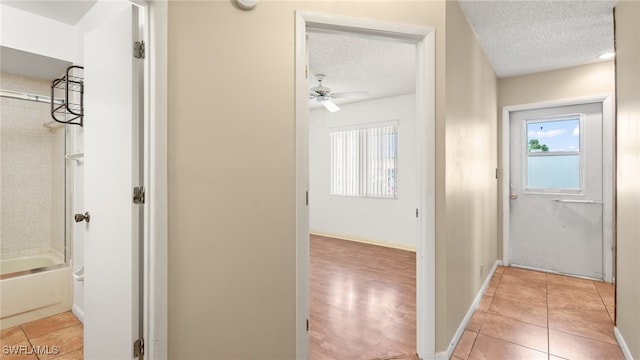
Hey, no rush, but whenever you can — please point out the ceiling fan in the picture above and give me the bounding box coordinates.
[309,74,369,113]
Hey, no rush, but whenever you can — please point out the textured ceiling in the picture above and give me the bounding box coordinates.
[308,30,416,109]
[459,0,617,78]
[308,1,616,108]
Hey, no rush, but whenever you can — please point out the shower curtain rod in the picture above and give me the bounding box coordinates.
[0,89,64,105]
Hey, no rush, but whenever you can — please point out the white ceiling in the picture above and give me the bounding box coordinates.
[0,1,96,80]
[1,0,96,26]
[1,46,71,80]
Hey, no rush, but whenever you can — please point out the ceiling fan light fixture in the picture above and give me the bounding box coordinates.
[321,99,340,113]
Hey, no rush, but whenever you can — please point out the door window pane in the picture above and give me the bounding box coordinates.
[528,155,580,189]
[526,117,582,191]
[527,118,580,153]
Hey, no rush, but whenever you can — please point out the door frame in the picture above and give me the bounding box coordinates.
[295,11,436,359]
[141,0,168,358]
[501,95,614,282]
[122,0,168,358]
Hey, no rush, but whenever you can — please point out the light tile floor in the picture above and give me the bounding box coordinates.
[1,312,82,360]
[453,266,623,360]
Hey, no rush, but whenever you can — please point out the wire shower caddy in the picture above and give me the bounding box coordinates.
[51,65,84,127]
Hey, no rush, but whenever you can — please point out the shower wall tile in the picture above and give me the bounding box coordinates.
[1,72,65,257]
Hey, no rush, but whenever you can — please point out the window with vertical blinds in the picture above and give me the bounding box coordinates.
[330,123,398,198]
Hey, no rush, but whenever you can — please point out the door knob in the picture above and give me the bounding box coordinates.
[510,193,518,200]
[74,212,90,223]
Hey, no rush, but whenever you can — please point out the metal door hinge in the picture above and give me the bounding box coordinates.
[306,191,309,206]
[133,337,144,359]
[134,41,145,59]
[495,168,499,179]
[416,208,419,218]
[133,186,145,204]
[306,319,309,332]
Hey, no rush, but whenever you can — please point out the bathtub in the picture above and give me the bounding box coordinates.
[0,253,72,329]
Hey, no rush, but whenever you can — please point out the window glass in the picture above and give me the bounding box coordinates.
[528,155,580,189]
[527,118,580,153]
[526,117,581,190]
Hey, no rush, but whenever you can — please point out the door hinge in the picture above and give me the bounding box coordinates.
[134,41,145,59]
[416,208,419,218]
[133,186,145,204]
[306,319,309,332]
[305,65,308,79]
[495,168,499,179]
[306,191,309,206]
[133,337,144,359]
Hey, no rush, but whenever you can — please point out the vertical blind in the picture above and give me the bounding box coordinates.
[330,123,398,198]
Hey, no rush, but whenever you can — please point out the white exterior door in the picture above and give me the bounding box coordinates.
[83,3,143,358]
[509,102,604,279]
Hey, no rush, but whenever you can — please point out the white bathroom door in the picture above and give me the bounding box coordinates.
[83,3,144,358]
[509,102,604,279]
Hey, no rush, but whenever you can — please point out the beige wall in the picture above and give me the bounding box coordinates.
[167,1,444,357]
[167,0,497,356]
[614,1,640,357]
[439,0,499,351]
[497,61,615,258]
[499,61,615,108]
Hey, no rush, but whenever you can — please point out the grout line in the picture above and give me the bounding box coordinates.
[477,333,548,355]
[552,328,623,347]
[546,272,550,357]
[466,269,499,359]
[594,282,616,325]
[466,330,480,360]
[20,325,41,360]
[17,312,84,360]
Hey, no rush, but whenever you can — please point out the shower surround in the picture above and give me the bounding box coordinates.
[1,72,65,262]
[0,71,71,329]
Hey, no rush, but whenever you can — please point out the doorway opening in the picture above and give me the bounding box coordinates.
[295,12,436,360]
[307,28,417,359]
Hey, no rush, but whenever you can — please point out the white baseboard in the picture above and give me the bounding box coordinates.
[615,327,635,360]
[72,304,84,323]
[310,232,416,252]
[435,260,503,360]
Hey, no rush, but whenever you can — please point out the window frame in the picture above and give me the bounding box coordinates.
[522,114,585,195]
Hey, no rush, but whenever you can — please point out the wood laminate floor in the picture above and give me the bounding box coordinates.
[310,235,417,360]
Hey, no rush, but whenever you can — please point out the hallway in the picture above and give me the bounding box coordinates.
[453,266,622,360]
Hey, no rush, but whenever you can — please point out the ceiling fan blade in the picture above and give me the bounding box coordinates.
[321,99,340,113]
[330,91,370,99]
